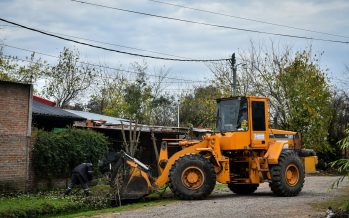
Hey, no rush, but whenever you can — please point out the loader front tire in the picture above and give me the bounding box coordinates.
[228,184,258,195]
[169,154,216,200]
[269,151,305,197]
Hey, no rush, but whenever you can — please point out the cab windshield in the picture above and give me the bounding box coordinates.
[216,97,248,132]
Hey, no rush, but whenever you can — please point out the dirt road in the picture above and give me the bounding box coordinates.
[100,176,347,218]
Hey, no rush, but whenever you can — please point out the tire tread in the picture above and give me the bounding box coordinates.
[169,154,216,200]
[269,151,305,197]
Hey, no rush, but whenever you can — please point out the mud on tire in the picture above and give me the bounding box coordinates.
[228,183,259,195]
[269,151,305,197]
[169,154,216,200]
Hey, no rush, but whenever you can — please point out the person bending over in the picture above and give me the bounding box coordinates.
[65,163,93,196]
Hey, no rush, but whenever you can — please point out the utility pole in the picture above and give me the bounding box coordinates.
[177,98,180,128]
[230,53,237,96]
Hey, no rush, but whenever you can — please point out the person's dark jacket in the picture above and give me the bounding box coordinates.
[72,163,93,182]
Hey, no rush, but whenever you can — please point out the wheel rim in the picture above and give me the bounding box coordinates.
[181,166,205,190]
[285,164,300,186]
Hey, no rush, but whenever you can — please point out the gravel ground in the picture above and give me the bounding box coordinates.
[97,176,347,218]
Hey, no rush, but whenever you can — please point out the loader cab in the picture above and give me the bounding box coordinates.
[216,96,269,150]
[216,97,249,132]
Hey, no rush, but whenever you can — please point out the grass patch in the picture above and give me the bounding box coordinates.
[50,185,177,217]
[214,183,228,191]
[0,195,69,211]
[51,198,175,218]
[0,192,88,218]
[0,185,177,218]
[311,185,349,213]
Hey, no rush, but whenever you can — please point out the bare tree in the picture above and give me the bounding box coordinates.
[207,59,233,96]
[151,66,170,99]
[209,41,294,128]
[121,121,141,157]
[150,129,159,162]
[149,66,177,126]
[238,41,293,127]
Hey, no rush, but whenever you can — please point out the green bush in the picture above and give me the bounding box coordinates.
[32,128,109,179]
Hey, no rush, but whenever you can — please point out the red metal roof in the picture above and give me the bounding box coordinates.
[33,96,56,107]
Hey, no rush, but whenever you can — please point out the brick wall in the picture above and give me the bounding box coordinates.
[0,81,32,193]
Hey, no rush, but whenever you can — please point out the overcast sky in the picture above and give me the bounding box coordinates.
[1,0,348,92]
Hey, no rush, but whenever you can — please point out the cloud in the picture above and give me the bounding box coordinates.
[1,0,348,91]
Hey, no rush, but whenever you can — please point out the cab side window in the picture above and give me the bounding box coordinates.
[252,101,266,131]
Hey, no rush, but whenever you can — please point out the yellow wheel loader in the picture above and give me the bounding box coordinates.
[110,96,318,200]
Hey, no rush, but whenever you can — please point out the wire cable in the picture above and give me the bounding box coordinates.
[2,54,200,91]
[1,43,209,83]
[3,44,345,90]
[148,0,349,39]
[69,0,349,44]
[0,22,190,59]
[0,18,230,62]
[4,54,345,91]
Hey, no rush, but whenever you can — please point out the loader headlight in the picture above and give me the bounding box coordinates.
[283,143,289,149]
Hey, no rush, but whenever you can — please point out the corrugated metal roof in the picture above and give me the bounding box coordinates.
[64,109,130,125]
[33,101,85,120]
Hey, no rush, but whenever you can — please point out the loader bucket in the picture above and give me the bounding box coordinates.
[119,167,151,200]
[109,151,153,200]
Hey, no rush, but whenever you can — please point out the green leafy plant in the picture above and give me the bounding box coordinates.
[330,128,349,210]
[0,46,47,84]
[32,128,109,179]
[331,128,349,181]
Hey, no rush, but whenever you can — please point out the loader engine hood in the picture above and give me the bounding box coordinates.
[216,97,248,132]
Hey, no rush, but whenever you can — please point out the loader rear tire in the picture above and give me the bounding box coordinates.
[228,184,259,195]
[169,154,216,200]
[269,151,305,197]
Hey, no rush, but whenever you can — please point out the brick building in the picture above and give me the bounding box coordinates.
[0,80,86,192]
[0,80,32,192]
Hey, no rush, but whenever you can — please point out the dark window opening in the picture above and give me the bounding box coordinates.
[216,97,248,132]
[252,101,266,131]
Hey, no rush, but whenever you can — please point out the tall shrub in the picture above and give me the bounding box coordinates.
[32,129,108,179]
[278,51,332,152]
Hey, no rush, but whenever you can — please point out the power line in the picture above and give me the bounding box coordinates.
[4,53,346,91]
[3,44,346,89]
[148,0,349,39]
[92,71,208,84]
[0,22,190,60]
[1,44,205,83]
[3,44,58,58]
[0,24,17,28]
[2,54,200,90]
[0,18,230,62]
[1,43,209,83]
[1,52,207,85]
[69,0,349,44]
